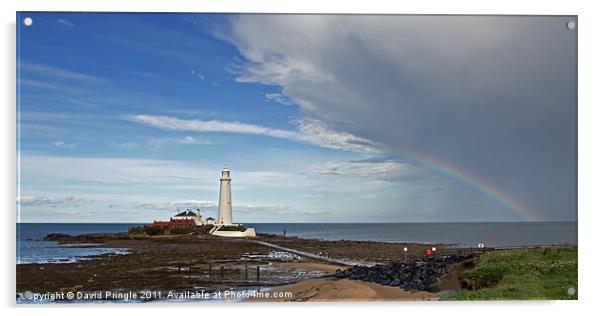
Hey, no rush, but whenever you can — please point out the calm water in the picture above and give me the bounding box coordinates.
[16,222,577,264]
[249,222,577,247]
[17,223,132,264]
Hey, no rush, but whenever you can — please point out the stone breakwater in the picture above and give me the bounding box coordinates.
[335,254,479,292]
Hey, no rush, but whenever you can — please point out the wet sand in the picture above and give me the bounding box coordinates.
[252,262,440,302]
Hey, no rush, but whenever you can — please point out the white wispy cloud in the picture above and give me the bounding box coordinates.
[191,70,205,80]
[168,175,194,181]
[265,93,294,106]
[53,140,79,148]
[146,136,210,148]
[110,141,139,149]
[236,205,327,216]
[58,95,96,108]
[110,136,208,149]
[176,135,207,145]
[128,114,380,153]
[296,117,380,153]
[124,69,156,78]
[20,79,79,92]
[17,195,93,208]
[19,62,109,84]
[132,199,216,211]
[307,159,426,182]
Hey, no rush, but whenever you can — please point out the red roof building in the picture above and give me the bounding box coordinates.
[144,218,196,232]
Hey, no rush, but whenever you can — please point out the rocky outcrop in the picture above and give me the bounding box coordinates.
[335,254,479,292]
[43,232,130,242]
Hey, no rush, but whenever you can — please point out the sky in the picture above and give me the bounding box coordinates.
[16,13,577,223]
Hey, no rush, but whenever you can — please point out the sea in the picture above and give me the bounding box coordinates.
[16,222,577,265]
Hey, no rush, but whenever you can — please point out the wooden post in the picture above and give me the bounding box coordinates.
[256,266,260,280]
[245,264,248,279]
[220,266,224,278]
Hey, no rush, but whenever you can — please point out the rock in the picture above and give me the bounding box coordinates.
[426,284,441,293]
[43,233,72,241]
[337,253,479,292]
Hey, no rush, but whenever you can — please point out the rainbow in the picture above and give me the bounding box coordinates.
[399,149,542,221]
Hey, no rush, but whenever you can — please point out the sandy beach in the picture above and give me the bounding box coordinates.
[251,262,440,302]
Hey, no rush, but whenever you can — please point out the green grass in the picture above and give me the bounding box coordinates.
[445,246,577,300]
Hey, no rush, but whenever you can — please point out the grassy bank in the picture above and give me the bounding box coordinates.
[445,246,577,300]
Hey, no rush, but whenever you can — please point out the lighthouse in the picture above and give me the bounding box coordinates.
[217,164,233,226]
[210,164,256,237]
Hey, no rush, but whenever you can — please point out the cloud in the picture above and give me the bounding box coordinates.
[129,114,380,153]
[145,138,170,148]
[191,70,206,80]
[57,18,74,27]
[307,159,426,182]
[19,154,217,190]
[177,135,206,144]
[110,141,139,149]
[20,79,81,93]
[130,199,326,217]
[53,140,79,148]
[58,95,96,108]
[19,62,109,84]
[132,199,217,211]
[110,136,208,149]
[124,69,156,78]
[224,15,577,220]
[17,195,93,208]
[296,117,380,153]
[235,204,327,216]
[16,150,395,222]
[265,93,294,105]
[168,175,194,181]
[146,136,210,148]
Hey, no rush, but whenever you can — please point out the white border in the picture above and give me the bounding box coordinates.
[2,0,600,315]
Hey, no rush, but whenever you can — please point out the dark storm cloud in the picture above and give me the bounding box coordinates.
[226,15,577,220]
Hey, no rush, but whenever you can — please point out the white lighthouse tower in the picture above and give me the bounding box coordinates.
[217,164,233,226]
[210,165,255,237]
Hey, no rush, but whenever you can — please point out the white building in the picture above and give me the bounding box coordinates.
[204,217,216,225]
[211,165,256,237]
[172,209,203,226]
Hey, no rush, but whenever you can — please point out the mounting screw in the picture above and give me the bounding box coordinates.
[567,21,576,30]
[567,286,576,296]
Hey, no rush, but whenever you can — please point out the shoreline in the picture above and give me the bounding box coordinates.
[17,232,470,302]
[16,231,577,302]
[247,261,442,302]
